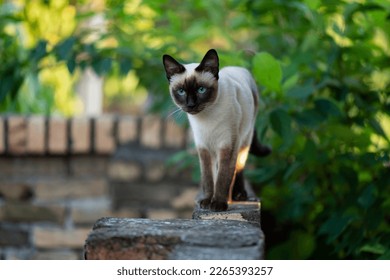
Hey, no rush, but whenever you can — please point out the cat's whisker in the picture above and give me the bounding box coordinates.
[166,107,183,120]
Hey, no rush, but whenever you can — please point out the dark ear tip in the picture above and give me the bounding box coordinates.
[162,54,170,61]
[207,49,218,56]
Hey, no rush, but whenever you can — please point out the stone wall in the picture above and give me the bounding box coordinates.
[0,115,197,260]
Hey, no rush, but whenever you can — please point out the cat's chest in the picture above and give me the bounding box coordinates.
[188,112,235,150]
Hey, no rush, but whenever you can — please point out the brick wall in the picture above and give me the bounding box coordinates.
[0,115,197,260]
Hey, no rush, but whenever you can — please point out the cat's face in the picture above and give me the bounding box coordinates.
[163,49,219,115]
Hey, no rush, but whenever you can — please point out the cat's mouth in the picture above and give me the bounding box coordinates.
[184,107,203,115]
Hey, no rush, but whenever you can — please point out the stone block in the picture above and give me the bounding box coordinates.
[71,117,91,153]
[164,120,186,148]
[0,117,4,153]
[48,117,68,154]
[118,116,138,144]
[171,187,198,210]
[8,116,27,154]
[145,160,165,182]
[0,202,65,224]
[95,116,115,154]
[0,157,68,180]
[108,161,142,182]
[0,183,33,201]
[111,182,179,209]
[34,179,108,201]
[70,197,139,226]
[27,116,45,154]
[70,156,109,177]
[34,227,91,249]
[0,224,30,247]
[73,207,140,226]
[140,115,161,149]
[84,218,264,260]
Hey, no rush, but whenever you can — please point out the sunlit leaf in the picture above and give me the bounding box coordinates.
[252,52,282,92]
[360,243,386,255]
[368,117,389,142]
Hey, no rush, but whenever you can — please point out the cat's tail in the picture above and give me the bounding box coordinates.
[250,129,272,157]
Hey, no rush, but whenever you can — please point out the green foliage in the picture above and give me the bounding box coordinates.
[1,0,389,259]
[244,0,390,259]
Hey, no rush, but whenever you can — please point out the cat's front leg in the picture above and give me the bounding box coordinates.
[198,148,214,209]
[211,147,237,211]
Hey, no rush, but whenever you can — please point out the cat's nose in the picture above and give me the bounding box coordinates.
[187,100,196,109]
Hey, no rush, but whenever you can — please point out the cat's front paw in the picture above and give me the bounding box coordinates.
[210,199,228,212]
[199,198,212,209]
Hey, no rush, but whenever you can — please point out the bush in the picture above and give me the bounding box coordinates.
[246,0,390,259]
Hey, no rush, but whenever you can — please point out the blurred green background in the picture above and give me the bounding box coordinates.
[1,0,389,259]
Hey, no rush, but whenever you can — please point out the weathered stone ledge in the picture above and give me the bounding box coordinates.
[84,217,264,260]
[84,180,265,260]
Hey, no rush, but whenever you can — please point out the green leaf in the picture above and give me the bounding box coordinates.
[368,117,389,142]
[246,166,280,184]
[55,37,76,60]
[302,139,317,164]
[66,56,76,74]
[283,161,301,181]
[30,40,47,62]
[119,59,132,75]
[295,109,326,127]
[268,230,315,259]
[252,52,282,92]
[319,214,354,243]
[282,73,299,91]
[270,108,294,149]
[360,243,386,255]
[92,57,112,75]
[357,184,376,209]
[270,108,292,138]
[286,84,315,99]
[314,98,342,118]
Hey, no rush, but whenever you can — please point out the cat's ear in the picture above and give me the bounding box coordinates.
[163,54,186,82]
[195,49,219,80]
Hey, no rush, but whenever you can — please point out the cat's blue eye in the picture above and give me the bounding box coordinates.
[177,88,186,96]
[197,87,206,94]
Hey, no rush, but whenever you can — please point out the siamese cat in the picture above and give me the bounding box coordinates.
[163,49,271,212]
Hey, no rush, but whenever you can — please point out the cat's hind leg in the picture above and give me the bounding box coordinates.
[232,170,248,201]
